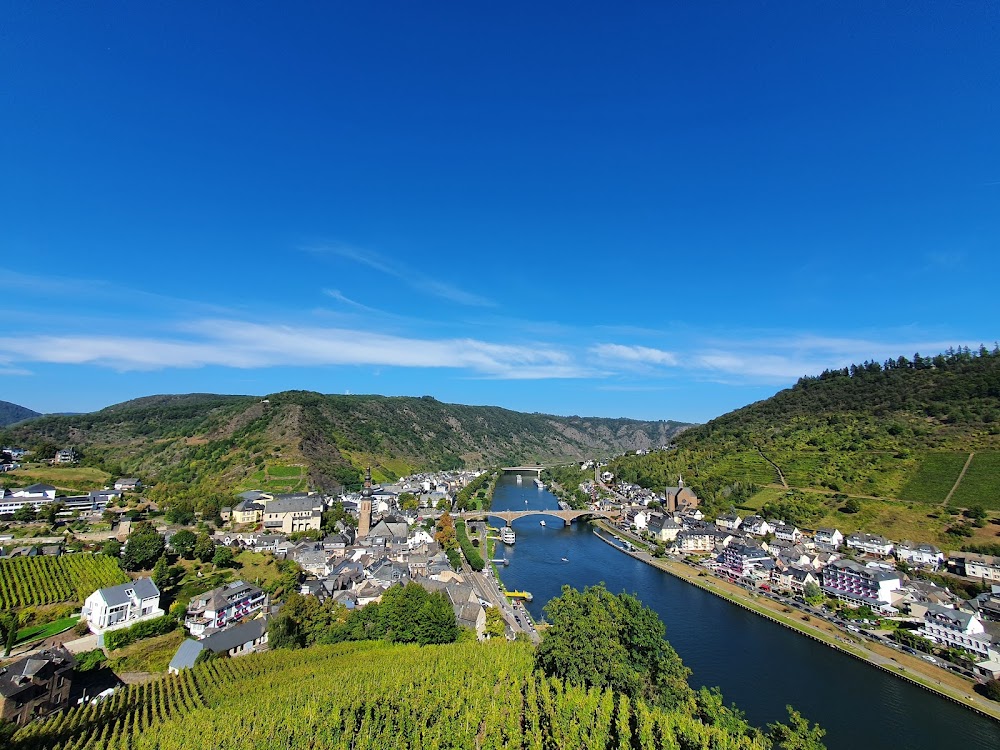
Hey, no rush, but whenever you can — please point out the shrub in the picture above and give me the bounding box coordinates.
[75,648,107,672]
[980,679,1000,702]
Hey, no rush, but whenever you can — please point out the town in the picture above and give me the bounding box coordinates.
[3,447,1000,730]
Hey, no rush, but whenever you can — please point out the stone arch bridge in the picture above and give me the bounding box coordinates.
[458,509,614,527]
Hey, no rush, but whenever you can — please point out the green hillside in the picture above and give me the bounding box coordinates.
[0,400,40,428]
[9,639,813,750]
[0,391,689,495]
[610,347,1000,539]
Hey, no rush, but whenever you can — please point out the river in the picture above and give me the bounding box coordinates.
[489,474,1000,750]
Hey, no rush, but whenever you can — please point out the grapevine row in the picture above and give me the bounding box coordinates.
[0,554,128,609]
[13,640,771,750]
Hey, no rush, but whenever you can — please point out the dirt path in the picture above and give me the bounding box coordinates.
[944,452,975,506]
[756,447,788,488]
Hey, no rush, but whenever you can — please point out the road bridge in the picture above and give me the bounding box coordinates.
[459,508,615,527]
[501,466,544,477]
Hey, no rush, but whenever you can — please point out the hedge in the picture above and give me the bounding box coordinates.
[104,614,178,651]
[455,521,485,571]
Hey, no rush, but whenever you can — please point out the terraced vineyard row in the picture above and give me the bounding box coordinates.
[12,640,770,750]
[0,554,128,609]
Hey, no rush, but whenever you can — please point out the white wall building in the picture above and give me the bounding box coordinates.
[921,604,997,662]
[82,577,163,634]
[896,542,945,569]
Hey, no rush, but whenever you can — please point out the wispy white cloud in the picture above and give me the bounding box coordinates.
[311,243,496,307]
[0,320,590,380]
[591,344,679,367]
[589,333,989,385]
[322,289,385,315]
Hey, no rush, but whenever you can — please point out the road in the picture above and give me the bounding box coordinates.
[460,524,540,643]
[593,521,1000,721]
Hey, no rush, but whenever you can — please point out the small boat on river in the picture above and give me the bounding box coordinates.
[539,520,546,527]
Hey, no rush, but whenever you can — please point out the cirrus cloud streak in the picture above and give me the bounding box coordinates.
[0,320,591,380]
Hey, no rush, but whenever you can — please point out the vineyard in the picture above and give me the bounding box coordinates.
[10,640,774,750]
[0,554,128,609]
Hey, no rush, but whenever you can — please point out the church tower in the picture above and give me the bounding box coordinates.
[358,467,373,538]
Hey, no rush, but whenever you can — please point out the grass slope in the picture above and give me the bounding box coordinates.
[950,452,1000,510]
[611,349,1000,542]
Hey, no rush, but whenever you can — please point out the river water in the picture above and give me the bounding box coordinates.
[489,474,1000,750]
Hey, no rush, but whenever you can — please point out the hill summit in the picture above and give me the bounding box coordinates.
[0,391,689,493]
[0,400,41,428]
[610,346,1000,525]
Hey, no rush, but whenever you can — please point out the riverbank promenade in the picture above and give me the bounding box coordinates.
[592,521,1000,723]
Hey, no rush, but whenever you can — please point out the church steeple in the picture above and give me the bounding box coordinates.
[359,467,373,538]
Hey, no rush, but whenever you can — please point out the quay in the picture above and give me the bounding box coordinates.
[592,521,1000,723]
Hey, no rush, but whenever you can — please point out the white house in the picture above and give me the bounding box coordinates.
[742,516,772,537]
[647,514,682,543]
[114,478,142,491]
[773,524,802,543]
[896,541,945,569]
[845,532,893,557]
[715,514,742,532]
[813,528,844,548]
[627,509,651,531]
[962,553,1000,582]
[407,528,435,549]
[671,529,716,554]
[82,577,163,634]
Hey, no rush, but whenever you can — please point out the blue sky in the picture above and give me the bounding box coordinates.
[1,2,997,423]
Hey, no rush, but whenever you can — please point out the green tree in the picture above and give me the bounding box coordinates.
[152,554,171,589]
[102,539,122,558]
[803,581,824,604]
[767,707,826,750]
[13,504,37,522]
[981,678,1000,702]
[484,606,505,639]
[841,497,861,514]
[193,533,216,563]
[535,584,692,709]
[212,545,235,568]
[399,492,419,510]
[165,499,195,526]
[39,501,64,523]
[122,521,166,571]
[3,614,16,657]
[415,590,459,645]
[169,529,197,558]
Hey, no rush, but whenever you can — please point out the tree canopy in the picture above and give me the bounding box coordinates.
[535,584,693,709]
[122,521,166,571]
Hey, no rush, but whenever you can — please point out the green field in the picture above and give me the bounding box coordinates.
[899,452,969,503]
[239,463,308,493]
[107,629,187,673]
[15,616,79,646]
[2,465,111,493]
[706,451,777,485]
[949,451,1000,509]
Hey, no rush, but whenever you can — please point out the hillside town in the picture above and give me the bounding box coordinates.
[4,451,1000,729]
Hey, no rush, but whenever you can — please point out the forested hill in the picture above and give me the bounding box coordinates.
[0,400,40,427]
[610,347,1000,510]
[0,391,688,494]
